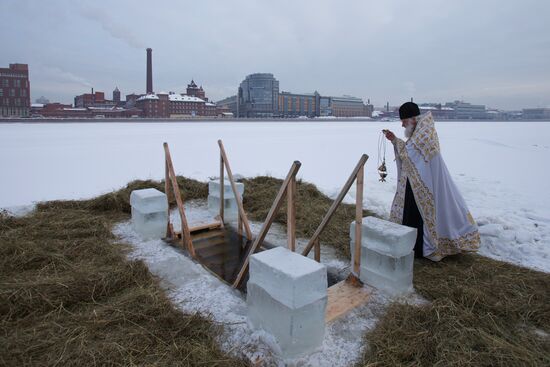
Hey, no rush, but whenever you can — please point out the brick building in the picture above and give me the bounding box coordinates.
[278,91,319,117]
[32,102,142,118]
[186,80,207,101]
[135,93,169,118]
[74,90,117,108]
[0,63,31,117]
[168,93,205,116]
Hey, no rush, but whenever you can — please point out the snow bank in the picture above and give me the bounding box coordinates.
[1,120,549,272]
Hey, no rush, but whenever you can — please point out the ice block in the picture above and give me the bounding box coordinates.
[130,188,168,239]
[247,247,327,359]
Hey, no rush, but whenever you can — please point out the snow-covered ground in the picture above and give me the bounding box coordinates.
[1,120,549,272]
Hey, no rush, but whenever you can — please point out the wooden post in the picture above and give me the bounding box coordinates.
[287,176,296,251]
[238,213,243,237]
[302,154,369,257]
[163,142,195,257]
[354,165,364,276]
[165,159,172,238]
[314,238,320,262]
[232,161,302,288]
[219,153,224,223]
[218,140,253,240]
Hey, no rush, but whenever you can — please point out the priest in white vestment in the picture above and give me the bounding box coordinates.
[384,102,480,261]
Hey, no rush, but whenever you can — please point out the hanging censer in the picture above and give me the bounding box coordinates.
[378,131,388,182]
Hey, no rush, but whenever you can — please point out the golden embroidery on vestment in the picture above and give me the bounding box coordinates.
[392,131,480,258]
[410,113,440,162]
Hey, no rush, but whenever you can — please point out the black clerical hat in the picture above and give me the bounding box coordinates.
[399,102,420,119]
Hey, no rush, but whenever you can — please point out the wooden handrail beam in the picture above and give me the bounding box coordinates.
[301,154,369,257]
[165,159,172,238]
[218,140,253,240]
[163,142,195,257]
[287,176,296,251]
[219,153,224,222]
[353,165,364,275]
[232,161,302,288]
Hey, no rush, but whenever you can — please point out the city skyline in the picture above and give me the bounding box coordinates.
[1,0,550,110]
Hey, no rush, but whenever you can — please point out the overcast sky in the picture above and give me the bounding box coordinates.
[1,0,549,109]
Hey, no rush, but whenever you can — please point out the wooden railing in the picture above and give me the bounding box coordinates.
[218,140,253,239]
[164,139,367,284]
[301,154,368,275]
[163,142,195,257]
[232,160,302,288]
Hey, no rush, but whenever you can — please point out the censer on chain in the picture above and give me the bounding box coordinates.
[378,130,388,182]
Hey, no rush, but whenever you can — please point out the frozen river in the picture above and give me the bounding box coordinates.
[1,119,549,272]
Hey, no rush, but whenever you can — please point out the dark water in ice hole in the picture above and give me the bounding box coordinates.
[188,226,342,292]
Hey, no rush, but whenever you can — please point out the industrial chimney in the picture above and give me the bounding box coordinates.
[146,48,153,94]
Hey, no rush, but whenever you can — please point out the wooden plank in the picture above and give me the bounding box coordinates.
[232,161,302,288]
[287,176,296,251]
[189,221,222,233]
[192,237,226,250]
[325,280,371,323]
[218,140,253,239]
[354,165,364,275]
[163,142,195,257]
[191,228,225,241]
[302,154,369,257]
[219,154,224,222]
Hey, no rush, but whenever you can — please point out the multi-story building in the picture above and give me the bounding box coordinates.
[278,91,320,117]
[204,102,217,116]
[330,96,369,117]
[125,93,142,108]
[238,73,279,117]
[0,63,31,117]
[419,104,456,119]
[522,108,550,120]
[444,100,487,119]
[113,87,121,105]
[319,95,370,117]
[186,80,207,101]
[74,90,117,108]
[226,73,372,118]
[168,93,205,117]
[31,103,142,118]
[135,93,169,118]
[216,95,238,116]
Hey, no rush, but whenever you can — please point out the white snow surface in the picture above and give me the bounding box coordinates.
[1,120,549,272]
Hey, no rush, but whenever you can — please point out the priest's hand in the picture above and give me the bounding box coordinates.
[383,130,396,142]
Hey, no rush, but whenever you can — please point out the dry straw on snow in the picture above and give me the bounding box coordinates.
[1,176,549,366]
[0,179,247,366]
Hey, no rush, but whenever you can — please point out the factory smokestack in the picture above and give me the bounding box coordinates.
[146,48,153,94]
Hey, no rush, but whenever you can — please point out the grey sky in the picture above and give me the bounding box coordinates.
[1,0,549,109]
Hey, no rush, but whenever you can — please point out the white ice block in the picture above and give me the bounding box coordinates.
[350,216,417,258]
[130,188,168,239]
[249,247,327,309]
[247,282,326,360]
[208,179,244,198]
[207,195,239,220]
[360,248,414,295]
[207,179,244,220]
[131,208,167,239]
[130,188,168,213]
